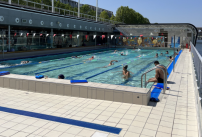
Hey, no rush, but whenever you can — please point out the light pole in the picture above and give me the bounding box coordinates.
[96,0,98,22]
[8,0,11,4]
[78,0,80,18]
[52,0,54,13]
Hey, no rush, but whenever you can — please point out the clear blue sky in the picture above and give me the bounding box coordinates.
[79,0,202,27]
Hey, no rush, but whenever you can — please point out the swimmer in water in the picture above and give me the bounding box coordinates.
[166,51,169,54]
[160,53,163,56]
[72,56,82,58]
[21,61,30,64]
[100,60,118,68]
[135,55,141,58]
[120,52,127,56]
[168,56,174,61]
[114,50,118,53]
[122,65,131,79]
[155,53,158,58]
[87,56,95,60]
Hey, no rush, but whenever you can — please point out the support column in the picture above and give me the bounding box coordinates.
[8,25,10,51]
[173,35,175,72]
[107,33,109,48]
[191,33,194,45]
[96,0,98,22]
[51,29,53,48]
[78,0,80,18]
[95,32,97,47]
[77,31,80,46]
[52,0,54,13]
[8,0,11,4]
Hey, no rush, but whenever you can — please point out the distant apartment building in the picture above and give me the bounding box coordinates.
[57,0,113,17]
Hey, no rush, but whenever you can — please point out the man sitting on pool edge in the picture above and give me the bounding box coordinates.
[146,61,169,87]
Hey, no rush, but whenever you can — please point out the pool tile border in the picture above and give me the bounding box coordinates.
[0,74,151,105]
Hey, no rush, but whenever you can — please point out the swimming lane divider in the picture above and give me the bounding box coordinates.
[35,63,83,75]
[0,106,122,134]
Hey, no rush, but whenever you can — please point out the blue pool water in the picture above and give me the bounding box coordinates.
[0,48,174,87]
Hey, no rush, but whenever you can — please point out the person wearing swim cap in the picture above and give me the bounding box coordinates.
[58,74,65,79]
[88,56,94,60]
[169,56,174,61]
[122,65,130,79]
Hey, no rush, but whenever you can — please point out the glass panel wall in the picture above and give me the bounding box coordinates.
[0,26,103,53]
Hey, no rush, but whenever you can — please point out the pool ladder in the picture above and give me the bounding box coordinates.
[141,65,167,94]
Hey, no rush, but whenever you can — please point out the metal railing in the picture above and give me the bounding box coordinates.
[190,41,202,137]
[0,0,123,25]
[141,66,167,94]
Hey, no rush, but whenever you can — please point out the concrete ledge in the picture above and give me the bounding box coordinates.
[0,74,151,105]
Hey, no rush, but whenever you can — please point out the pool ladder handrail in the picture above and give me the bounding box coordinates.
[141,65,167,94]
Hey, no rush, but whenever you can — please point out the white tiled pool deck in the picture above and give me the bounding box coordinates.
[0,49,199,137]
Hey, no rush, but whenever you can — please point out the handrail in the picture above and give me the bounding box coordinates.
[158,64,168,88]
[141,66,166,94]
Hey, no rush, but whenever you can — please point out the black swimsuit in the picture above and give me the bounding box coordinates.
[157,78,164,83]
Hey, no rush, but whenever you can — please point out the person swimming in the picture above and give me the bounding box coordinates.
[84,56,94,61]
[100,60,118,68]
[122,65,130,79]
[169,56,174,61]
[72,56,82,58]
[166,51,169,54]
[160,53,163,56]
[114,50,118,53]
[155,53,158,58]
[58,74,65,79]
[21,61,30,64]
[175,49,179,55]
[120,52,127,56]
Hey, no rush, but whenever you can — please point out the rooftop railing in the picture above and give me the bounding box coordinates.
[0,0,123,25]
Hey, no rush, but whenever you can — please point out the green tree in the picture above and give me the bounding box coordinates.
[144,18,150,24]
[110,15,116,21]
[115,6,150,24]
[80,4,91,14]
[88,10,96,16]
[99,11,109,20]
[42,0,51,6]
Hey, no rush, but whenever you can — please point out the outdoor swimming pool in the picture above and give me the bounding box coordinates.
[0,48,174,87]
